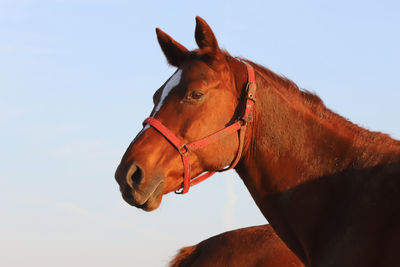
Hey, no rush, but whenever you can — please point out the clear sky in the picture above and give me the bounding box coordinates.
[1,0,399,266]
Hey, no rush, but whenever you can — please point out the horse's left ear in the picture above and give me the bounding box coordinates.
[195,16,222,57]
[156,28,189,67]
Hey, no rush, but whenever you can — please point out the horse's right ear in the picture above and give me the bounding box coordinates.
[195,16,221,58]
[156,28,189,67]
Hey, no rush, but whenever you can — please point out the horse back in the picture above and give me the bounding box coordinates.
[169,224,303,267]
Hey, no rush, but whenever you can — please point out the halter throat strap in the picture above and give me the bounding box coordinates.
[143,61,256,194]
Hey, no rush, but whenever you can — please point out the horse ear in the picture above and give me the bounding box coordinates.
[156,28,189,67]
[195,16,221,57]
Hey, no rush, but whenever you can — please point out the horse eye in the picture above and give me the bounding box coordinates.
[190,91,204,100]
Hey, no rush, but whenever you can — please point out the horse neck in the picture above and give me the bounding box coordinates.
[235,61,400,198]
[232,61,400,264]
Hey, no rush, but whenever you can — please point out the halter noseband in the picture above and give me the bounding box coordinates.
[143,61,256,194]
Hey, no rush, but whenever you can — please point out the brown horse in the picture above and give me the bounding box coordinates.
[170,224,303,267]
[115,17,400,266]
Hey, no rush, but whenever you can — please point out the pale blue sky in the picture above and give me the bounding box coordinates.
[1,1,399,266]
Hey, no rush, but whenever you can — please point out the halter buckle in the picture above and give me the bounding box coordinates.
[179,144,189,156]
[246,82,257,102]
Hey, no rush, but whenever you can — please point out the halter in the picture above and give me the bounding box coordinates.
[143,61,256,194]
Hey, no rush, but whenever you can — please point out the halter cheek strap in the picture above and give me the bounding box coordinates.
[143,61,256,194]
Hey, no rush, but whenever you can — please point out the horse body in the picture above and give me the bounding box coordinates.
[115,17,400,266]
[170,224,303,267]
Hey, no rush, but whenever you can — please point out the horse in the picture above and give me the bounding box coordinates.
[169,224,303,267]
[115,16,400,266]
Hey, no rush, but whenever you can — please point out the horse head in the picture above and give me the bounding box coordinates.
[115,17,250,211]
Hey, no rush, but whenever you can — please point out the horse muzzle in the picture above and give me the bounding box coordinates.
[115,162,164,211]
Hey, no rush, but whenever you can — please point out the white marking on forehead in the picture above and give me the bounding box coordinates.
[135,69,182,141]
[152,69,182,115]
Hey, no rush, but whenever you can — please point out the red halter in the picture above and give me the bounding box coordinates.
[143,61,256,194]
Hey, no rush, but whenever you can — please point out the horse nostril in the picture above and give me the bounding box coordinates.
[127,164,143,187]
[132,166,143,185]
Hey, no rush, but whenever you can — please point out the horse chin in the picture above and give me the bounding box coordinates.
[140,183,164,211]
[140,191,163,211]
[122,180,164,211]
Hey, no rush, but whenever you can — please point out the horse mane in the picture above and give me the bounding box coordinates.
[230,55,400,150]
